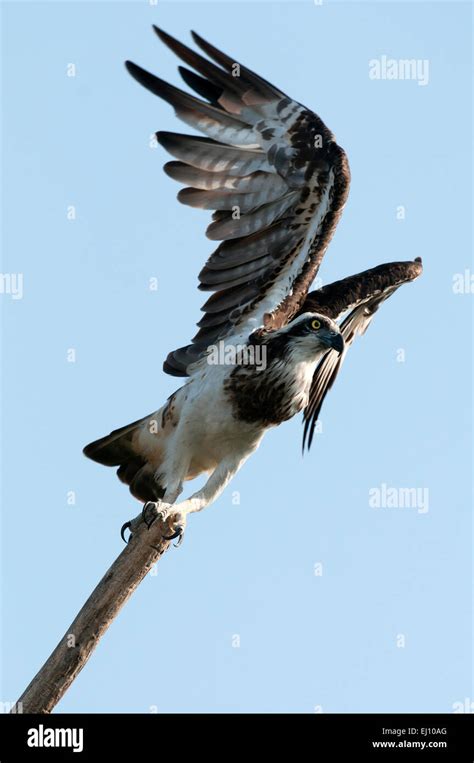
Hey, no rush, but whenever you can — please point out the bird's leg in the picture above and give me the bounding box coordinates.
[121,453,248,546]
[164,454,248,545]
[121,482,184,543]
[120,500,172,544]
[141,479,183,527]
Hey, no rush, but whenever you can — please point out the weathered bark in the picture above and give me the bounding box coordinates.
[14,512,179,714]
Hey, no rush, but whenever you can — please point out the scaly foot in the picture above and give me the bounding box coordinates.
[120,502,173,544]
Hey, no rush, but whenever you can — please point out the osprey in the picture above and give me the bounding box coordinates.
[84,28,422,541]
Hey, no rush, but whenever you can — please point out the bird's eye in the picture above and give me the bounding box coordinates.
[311,319,321,330]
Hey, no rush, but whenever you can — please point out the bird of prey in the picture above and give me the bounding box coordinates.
[84,28,422,542]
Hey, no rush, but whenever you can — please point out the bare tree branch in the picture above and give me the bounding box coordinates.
[14,512,179,714]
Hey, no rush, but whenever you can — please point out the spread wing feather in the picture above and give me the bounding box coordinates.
[301,259,423,450]
[126,28,350,376]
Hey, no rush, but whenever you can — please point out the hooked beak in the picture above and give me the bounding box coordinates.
[320,331,344,354]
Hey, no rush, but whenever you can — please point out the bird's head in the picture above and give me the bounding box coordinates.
[251,312,344,366]
[283,312,344,357]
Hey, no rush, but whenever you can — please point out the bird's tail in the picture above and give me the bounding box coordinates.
[83,413,166,502]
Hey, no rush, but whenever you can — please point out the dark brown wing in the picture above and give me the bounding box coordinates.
[301,258,423,450]
[126,28,350,376]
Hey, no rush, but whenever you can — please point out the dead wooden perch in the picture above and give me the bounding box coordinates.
[14,511,179,714]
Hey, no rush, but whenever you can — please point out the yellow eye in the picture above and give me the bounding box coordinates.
[311,319,321,330]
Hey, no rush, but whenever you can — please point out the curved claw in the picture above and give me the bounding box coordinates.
[142,501,158,530]
[163,527,184,547]
[120,521,133,544]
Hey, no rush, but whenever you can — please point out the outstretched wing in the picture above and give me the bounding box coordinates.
[126,28,350,376]
[300,258,423,450]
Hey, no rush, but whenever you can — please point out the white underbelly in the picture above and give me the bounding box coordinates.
[175,368,264,474]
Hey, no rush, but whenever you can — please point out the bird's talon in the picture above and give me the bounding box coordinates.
[120,521,133,544]
[144,514,158,530]
[163,526,184,547]
[163,529,181,540]
[142,501,159,529]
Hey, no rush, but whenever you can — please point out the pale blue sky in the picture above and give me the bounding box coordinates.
[1,1,472,713]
